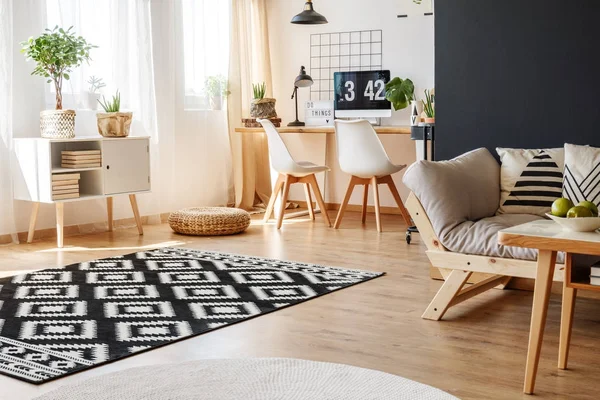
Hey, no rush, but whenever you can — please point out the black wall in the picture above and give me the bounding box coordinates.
[435,0,600,161]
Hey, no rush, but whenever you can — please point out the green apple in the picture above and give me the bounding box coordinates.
[577,200,599,217]
[566,206,594,218]
[551,198,574,217]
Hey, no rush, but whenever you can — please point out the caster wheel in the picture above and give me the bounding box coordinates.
[405,232,412,244]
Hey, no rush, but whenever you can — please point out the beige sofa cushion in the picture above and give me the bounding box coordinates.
[403,148,500,244]
[446,213,542,260]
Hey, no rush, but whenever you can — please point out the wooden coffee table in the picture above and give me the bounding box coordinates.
[498,219,600,394]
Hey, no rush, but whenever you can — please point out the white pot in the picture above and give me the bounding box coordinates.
[410,100,423,126]
[210,96,223,111]
[85,92,101,110]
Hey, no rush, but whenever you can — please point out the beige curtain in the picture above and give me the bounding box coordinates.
[228,0,273,210]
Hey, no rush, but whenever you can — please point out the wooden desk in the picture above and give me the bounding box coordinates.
[234,126,411,134]
[498,220,600,394]
[234,125,411,220]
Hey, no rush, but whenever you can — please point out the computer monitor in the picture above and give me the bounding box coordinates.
[333,70,392,118]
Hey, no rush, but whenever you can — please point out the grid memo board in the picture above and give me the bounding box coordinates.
[310,30,383,101]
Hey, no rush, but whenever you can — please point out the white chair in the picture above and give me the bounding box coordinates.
[333,119,412,232]
[258,119,332,229]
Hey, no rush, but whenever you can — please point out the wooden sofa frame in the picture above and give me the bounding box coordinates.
[406,192,564,321]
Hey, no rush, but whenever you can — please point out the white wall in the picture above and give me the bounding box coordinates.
[266,0,434,207]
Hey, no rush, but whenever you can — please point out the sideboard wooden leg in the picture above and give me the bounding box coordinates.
[107,197,114,232]
[27,202,40,243]
[55,202,64,248]
[129,194,144,235]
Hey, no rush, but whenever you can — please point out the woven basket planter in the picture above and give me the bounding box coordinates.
[168,207,251,236]
[97,112,133,138]
[40,110,76,139]
[250,98,277,119]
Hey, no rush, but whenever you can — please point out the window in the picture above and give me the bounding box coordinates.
[181,0,230,109]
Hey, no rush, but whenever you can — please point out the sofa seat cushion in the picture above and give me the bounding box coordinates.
[445,213,544,260]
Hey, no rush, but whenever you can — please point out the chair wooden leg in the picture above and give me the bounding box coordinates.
[559,284,577,370]
[304,183,315,221]
[277,175,292,229]
[361,184,369,224]
[107,197,114,232]
[307,174,331,227]
[264,174,285,223]
[371,177,382,232]
[55,202,64,248]
[27,202,40,243]
[422,269,472,320]
[334,176,357,229]
[383,175,412,226]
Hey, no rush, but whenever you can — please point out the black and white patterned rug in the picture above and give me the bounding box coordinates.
[0,248,382,384]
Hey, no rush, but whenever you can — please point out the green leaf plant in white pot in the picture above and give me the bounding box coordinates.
[96,90,133,137]
[21,26,95,139]
[85,75,105,110]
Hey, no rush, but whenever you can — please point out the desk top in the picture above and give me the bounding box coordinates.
[498,219,600,256]
[234,126,411,134]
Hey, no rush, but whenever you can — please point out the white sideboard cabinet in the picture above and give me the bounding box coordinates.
[13,136,151,248]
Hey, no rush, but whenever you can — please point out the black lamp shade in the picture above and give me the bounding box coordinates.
[294,66,313,88]
[291,1,328,25]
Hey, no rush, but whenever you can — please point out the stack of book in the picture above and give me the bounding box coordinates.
[591,261,600,285]
[61,150,102,169]
[52,173,80,200]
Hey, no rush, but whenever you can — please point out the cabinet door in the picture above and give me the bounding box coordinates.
[103,139,150,195]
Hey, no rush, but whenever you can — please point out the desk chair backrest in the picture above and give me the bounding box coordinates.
[334,119,393,177]
[258,119,297,174]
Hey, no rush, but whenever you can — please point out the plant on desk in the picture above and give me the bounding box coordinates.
[250,81,277,119]
[422,89,435,124]
[96,90,133,138]
[21,26,95,138]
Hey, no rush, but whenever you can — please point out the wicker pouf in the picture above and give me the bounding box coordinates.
[168,207,251,236]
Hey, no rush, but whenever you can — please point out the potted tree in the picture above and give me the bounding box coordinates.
[250,82,277,119]
[21,26,95,138]
[96,90,133,137]
[205,75,230,110]
[85,75,105,110]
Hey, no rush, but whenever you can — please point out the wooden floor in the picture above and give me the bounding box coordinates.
[1,211,600,400]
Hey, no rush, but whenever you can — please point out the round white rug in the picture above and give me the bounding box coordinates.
[35,358,458,400]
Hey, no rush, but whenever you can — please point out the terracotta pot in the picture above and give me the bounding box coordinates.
[96,112,133,137]
[424,117,435,124]
[40,109,76,139]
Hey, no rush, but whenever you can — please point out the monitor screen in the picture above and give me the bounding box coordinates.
[333,70,392,118]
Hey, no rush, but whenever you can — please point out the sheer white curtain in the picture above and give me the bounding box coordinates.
[0,0,18,242]
[44,0,232,213]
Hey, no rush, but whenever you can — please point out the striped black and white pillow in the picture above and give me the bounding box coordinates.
[496,148,564,216]
[563,143,600,204]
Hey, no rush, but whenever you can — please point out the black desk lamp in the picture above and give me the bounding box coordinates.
[288,66,313,127]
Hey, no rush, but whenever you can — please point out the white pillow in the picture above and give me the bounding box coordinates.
[496,147,564,216]
[563,143,600,204]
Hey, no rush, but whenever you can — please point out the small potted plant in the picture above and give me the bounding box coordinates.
[205,75,230,110]
[250,82,277,119]
[385,77,421,125]
[422,89,435,124]
[85,76,105,110]
[21,26,95,138]
[96,90,133,137]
